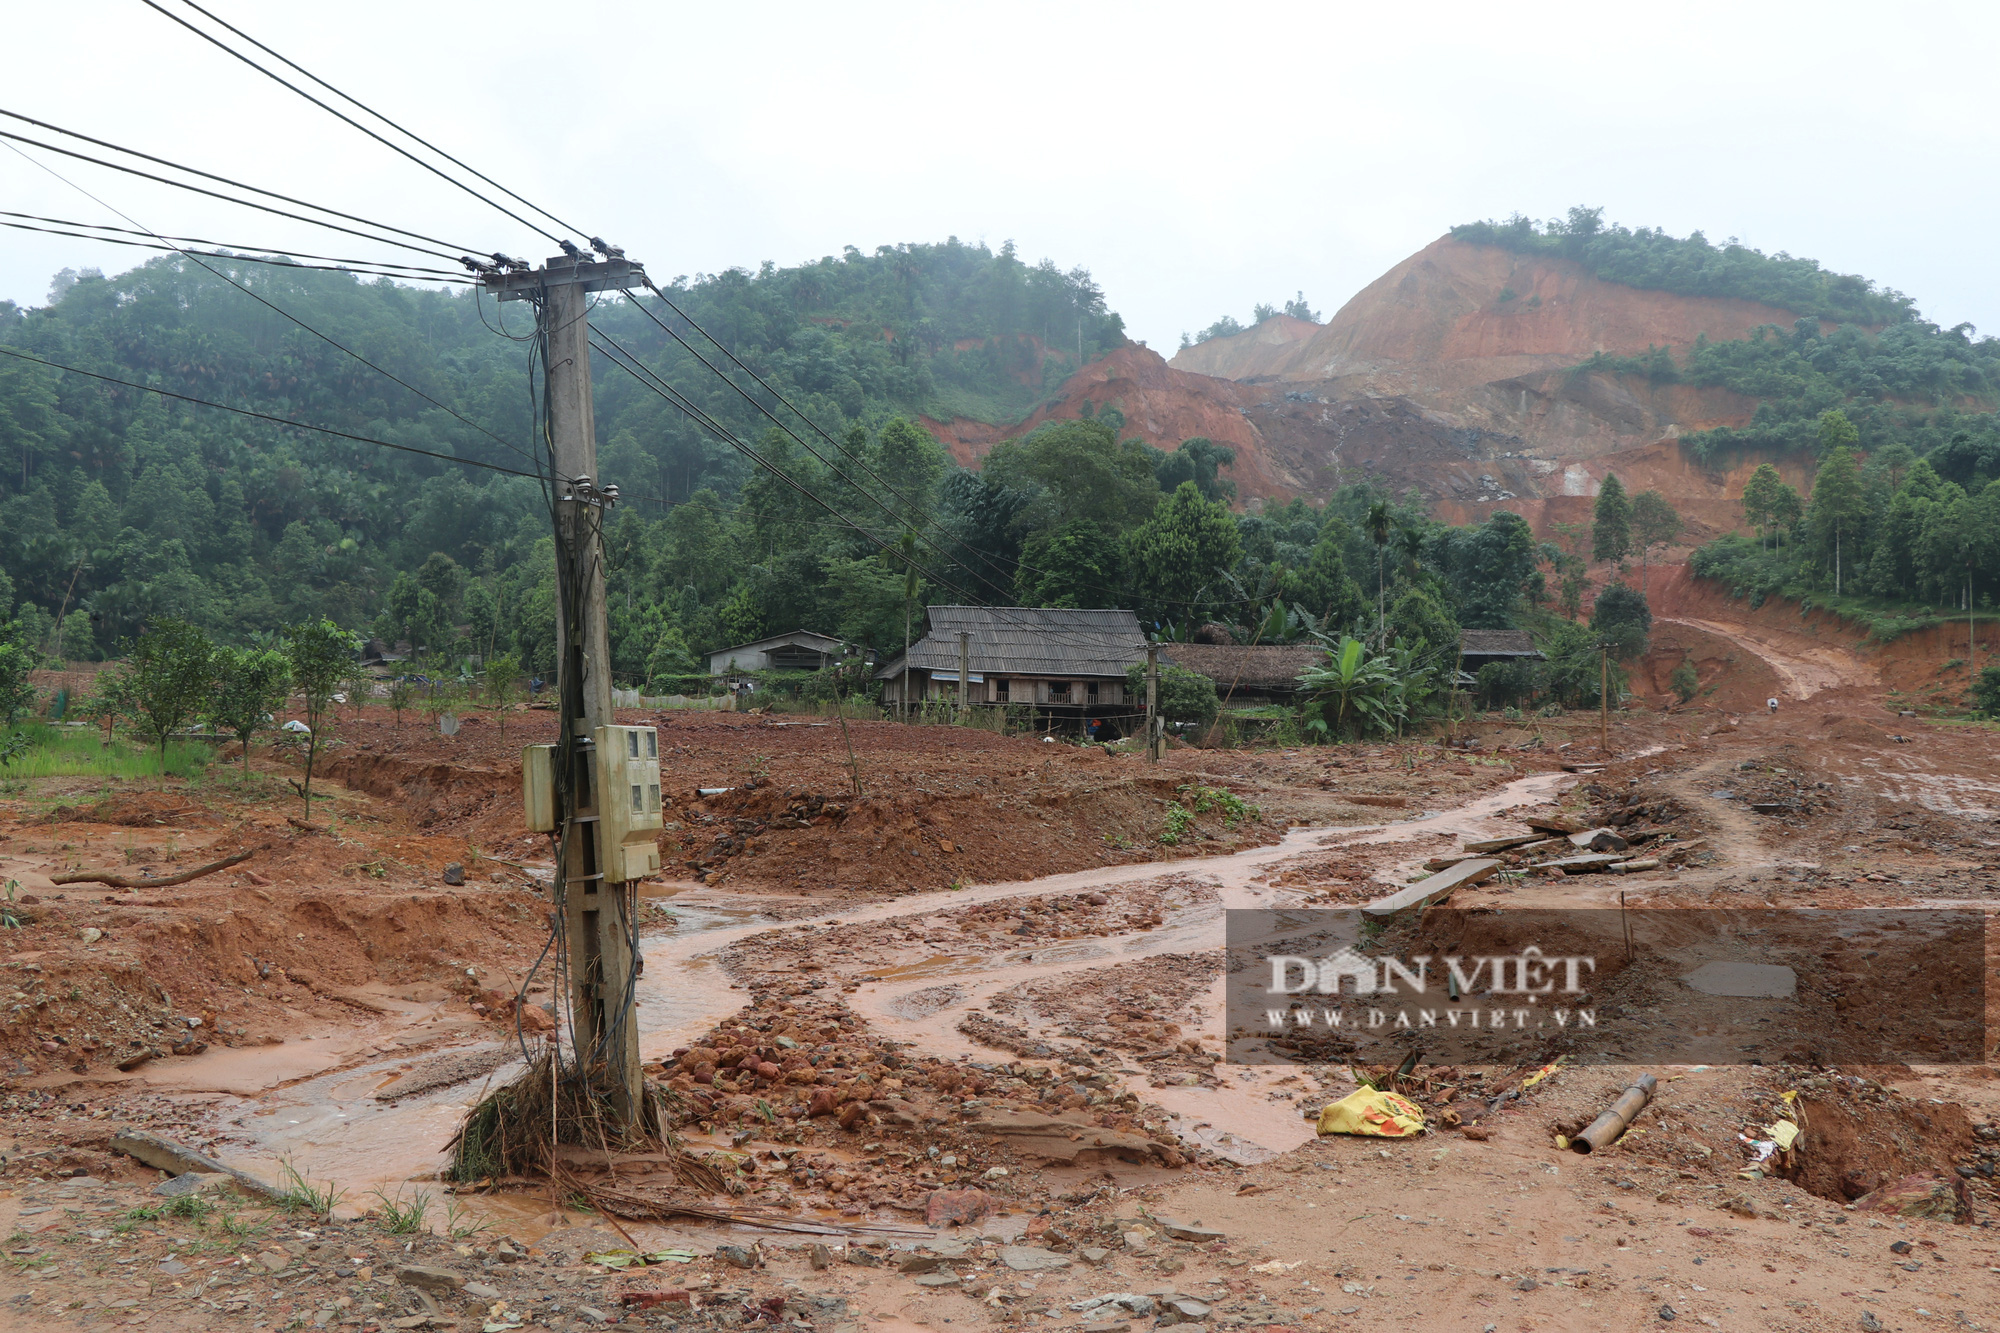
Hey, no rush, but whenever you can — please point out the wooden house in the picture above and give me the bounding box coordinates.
[875,606,1148,715]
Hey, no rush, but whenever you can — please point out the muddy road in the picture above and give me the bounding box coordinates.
[0,641,1996,1332]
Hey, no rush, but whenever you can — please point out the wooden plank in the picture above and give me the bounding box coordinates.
[1363,857,1501,917]
[1525,816,1583,835]
[1608,859,1660,873]
[1463,834,1542,854]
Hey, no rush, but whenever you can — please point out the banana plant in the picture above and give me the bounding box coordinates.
[1298,634,1402,740]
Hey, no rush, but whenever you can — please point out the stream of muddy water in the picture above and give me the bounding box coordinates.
[157,767,1571,1221]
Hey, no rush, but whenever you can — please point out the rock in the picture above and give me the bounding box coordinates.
[897,1254,947,1274]
[112,1128,285,1203]
[1084,1323,1132,1333]
[715,1245,760,1269]
[925,1188,994,1228]
[464,1282,503,1300]
[1167,1298,1212,1320]
[913,1271,961,1288]
[811,1244,836,1270]
[1569,828,1631,852]
[1851,1174,1972,1222]
[1888,1240,1913,1255]
[1122,1232,1152,1255]
[116,1050,158,1072]
[396,1265,465,1294]
[442,863,465,886]
[1860,1313,1883,1332]
[257,1250,289,1273]
[1657,1305,1676,1321]
[1079,1247,1113,1266]
[153,1171,233,1200]
[157,1257,189,1275]
[965,1109,1183,1166]
[1156,1219,1225,1243]
[79,927,103,945]
[807,1088,840,1118]
[998,1246,1071,1272]
[578,1308,609,1325]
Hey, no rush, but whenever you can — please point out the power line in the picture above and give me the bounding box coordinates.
[0,217,473,283]
[0,210,472,276]
[142,0,570,247]
[5,138,538,470]
[162,0,590,244]
[0,110,485,263]
[0,345,549,482]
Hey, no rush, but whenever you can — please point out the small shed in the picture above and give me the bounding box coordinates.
[1160,642,1324,706]
[706,630,853,680]
[875,606,1147,713]
[1458,629,1544,674]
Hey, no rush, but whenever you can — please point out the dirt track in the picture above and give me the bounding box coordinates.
[0,611,1996,1332]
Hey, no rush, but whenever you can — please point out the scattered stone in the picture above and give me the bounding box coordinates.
[1889,1241,1913,1255]
[914,1271,961,1288]
[1860,1313,1883,1332]
[926,1187,995,1228]
[1079,1247,1113,1266]
[716,1245,760,1269]
[810,1244,836,1270]
[153,1171,233,1200]
[464,1282,502,1300]
[1852,1174,1972,1222]
[396,1265,464,1294]
[999,1246,1072,1272]
[1658,1306,1677,1322]
[442,863,465,885]
[1156,1219,1225,1243]
[898,1254,946,1274]
[1166,1298,1212,1320]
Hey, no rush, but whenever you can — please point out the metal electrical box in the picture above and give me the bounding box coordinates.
[521,744,557,832]
[593,724,663,883]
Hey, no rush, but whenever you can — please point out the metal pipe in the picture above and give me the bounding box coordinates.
[1572,1073,1657,1153]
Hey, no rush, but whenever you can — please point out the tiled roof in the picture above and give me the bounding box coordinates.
[874,606,1147,679]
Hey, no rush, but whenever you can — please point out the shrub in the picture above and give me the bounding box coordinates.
[1974,665,2000,717]
[1125,663,1220,725]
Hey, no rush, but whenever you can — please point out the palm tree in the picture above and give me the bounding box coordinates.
[1364,501,1393,645]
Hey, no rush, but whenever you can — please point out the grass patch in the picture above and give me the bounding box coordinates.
[0,723,214,779]
[369,1188,430,1234]
[276,1160,344,1218]
[125,1193,217,1223]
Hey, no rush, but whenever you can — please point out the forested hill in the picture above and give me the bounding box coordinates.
[1450,207,1915,326]
[0,239,1123,660]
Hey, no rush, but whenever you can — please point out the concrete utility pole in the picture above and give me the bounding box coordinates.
[1145,643,1160,763]
[957,630,971,721]
[487,252,646,1129]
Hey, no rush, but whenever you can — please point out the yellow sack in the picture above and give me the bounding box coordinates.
[1317,1087,1426,1138]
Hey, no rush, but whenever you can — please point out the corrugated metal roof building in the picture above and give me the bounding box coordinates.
[875,606,1148,710]
[1458,629,1543,672]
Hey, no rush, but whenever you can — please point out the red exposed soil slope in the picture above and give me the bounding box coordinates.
[1170,236,1810,394]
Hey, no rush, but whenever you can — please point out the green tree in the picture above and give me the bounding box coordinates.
[1769,481,1804,549]
[982,419,1161,534]
[1816,407,1860,456]
[1294,531,1365,629]
[1592,473,1632,565]
[387,673,414,729]
[872,418,947,527]
[1808,445,1866,594]
[1016,522,1126,608]
[1591,582,1652,660]
[1124,663,1219,725]
[0,638,34,727]
[285,618,353,822]
[1629,490,1683,595]
[482,650,522,741]
[1974,664,2000,717]
[1152,438,1237,503]
[1740,464,1783,549]
[209,646,291,778]
[1128,482,1244,625]
[124,618,216,768]
[1669,658,1699,703]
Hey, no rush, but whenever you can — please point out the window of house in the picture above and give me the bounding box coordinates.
[1086,680,1099,702]
[1048,680,1070,703]
[995,678,1009,702]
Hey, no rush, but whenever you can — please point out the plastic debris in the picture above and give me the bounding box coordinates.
[1316,1086,1426,1137]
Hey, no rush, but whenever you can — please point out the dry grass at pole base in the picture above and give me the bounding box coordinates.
[446,1039,705,1186]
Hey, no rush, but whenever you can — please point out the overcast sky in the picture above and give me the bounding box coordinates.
[6,1,1999,353]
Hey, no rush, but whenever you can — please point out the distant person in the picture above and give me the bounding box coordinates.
[1767,696,1779,714]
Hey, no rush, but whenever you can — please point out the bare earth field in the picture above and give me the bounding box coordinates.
[0,634,1995,1333]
